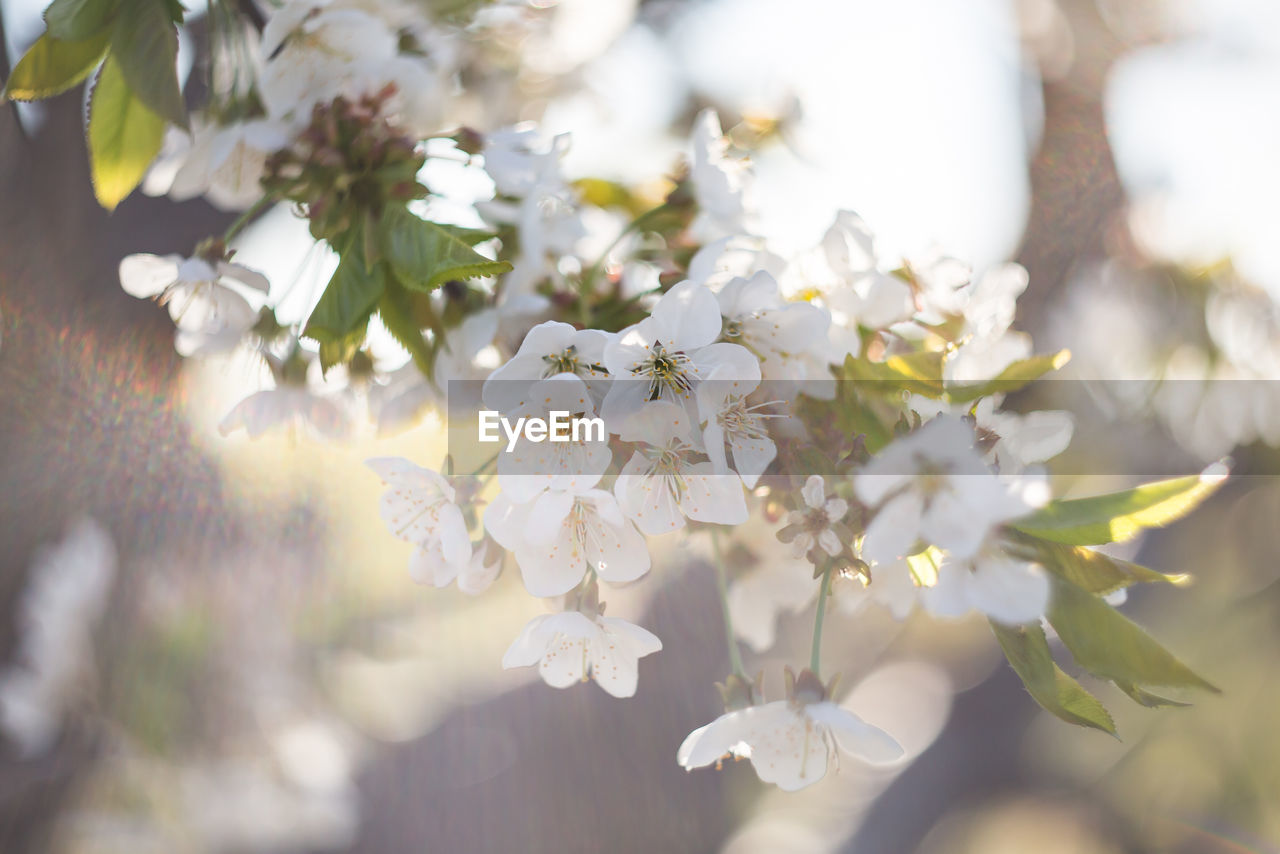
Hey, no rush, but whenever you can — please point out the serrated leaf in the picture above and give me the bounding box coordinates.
[317,319,369,373]
[991,620,1117,735]
[1009,467,1227,546]
[110,0,187,128]
[3,31,109,101]
[380,206,511,291]
[844,350,945,397]
[1046,577,1217,693]
[303,239,386,344]
[1004,532,1188,595]
[378,279,435,377]
[87,55,167,210]
[45,0,117,40]
[945,350,1071,404]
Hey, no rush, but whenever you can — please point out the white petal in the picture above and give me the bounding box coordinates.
[801,475,826,509]
[118,254,179,298]
[805,701,903,765]
[679,463,748,526]
[861,491,925,564]
[967,557,1051,625]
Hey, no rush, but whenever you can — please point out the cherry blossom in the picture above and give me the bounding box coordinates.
[677,670,902,791]
[501,611,662,698]
[854,416,1045,564]
[602,281,757,423]
[364,457,481,590]
[119,252,269,346]
[614,402,748,535]
[485,484,649,597]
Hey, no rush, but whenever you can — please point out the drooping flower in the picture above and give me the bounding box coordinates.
[119,250,270,348]
[364,457,491,591]
[614,402,749,535]
[677,668,902,791]
[501,610,662,698]
[601,281,758,423]
[485,483,649,598]
[779,475,850,561]
[220,352,350,441]
[854,416,1045,564]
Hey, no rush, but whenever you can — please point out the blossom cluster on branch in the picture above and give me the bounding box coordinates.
[2,0,1225,793]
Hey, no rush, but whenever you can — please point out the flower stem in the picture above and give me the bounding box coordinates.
[811,563,833,677]
[222,196,272,244]
[710,527,747,679]
[579,202,674,300]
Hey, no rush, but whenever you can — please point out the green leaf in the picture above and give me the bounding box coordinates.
[843,350,945,398]
[378,279,436,377]
[110,0,187,128]
[1114,681,1191,709]
[991,620,1117,735]
[318,319,370,374]
[86,55,167,210]
[1009,467,1227,546]
[1046,577,1217,693]
[1004,532,1188,595]
[380,206,512,292]
[45,0,118,40]
[944,350,1071,404]
[303,240,387,344]
[3,31,109,101]
[905,546,943,587]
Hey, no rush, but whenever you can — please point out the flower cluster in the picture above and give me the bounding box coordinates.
[80,0,1222,795]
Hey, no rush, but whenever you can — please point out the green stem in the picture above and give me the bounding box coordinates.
[223,196,271,243]
[580,202,674,298]
[811,563,833,677]
[710,527,747,679]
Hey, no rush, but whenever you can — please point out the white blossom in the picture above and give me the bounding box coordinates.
[677,694,902,791]
[601,281,757,423]
[854,416,1045,564]
[482,320,612,414]
[119,253,269,350]
[714,270,832,391]
[696,364,776,488]
[784,475,849,560]
[364,457,491,591]
[502,611,662,698]
[166,119,293,211]
[614,402,748,535]
[485,484,649,597]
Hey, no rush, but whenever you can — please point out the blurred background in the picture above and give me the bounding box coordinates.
[2,0,1280,851]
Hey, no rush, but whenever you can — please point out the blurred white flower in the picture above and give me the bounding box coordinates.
[502,610,662,698]
[783,475,848,560]
[119,252,269,348]
[855,416,1044,563]
[689,109,754,240]
[728,558,817,653]
[820,210,915,331]
[0,518,116,757]
[165,118,294,211]
[219,353,351,441]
